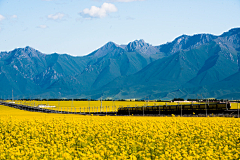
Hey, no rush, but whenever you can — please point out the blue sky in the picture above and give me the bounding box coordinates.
[0,0,240,56]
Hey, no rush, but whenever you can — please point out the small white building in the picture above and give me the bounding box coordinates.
[37,104,56,108]
[9,102,15,104]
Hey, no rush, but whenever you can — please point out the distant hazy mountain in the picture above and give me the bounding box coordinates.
[0,27,239,100]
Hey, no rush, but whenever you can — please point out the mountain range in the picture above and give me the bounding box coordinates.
[0,27,240,100]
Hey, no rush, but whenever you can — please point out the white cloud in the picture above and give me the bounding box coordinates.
[12,15,17,18]
[48,13,65,20]
[0,14,5,21]
[81,3,117,18]
[38,25,48,29]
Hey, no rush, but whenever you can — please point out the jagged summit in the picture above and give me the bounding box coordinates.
[159,33,217,55]
[220,27,240,37]
[104,41,118,47]
[12,46,45,58]
[15,46,37,52]
[87,41,124,57]
[126,39,150,52]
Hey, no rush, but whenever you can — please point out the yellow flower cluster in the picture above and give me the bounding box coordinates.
[0,105,240,159]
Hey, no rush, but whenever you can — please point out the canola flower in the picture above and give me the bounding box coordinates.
[0,105,240,159]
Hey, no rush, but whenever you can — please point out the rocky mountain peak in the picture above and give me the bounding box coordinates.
[95,41,121,52]
[220,27,240,37]
[126,39,152,53]
[88,41,123,57]
[126,39,149,52]
[174,35,189,43]
[12,46,45,59]
[173,34,216,46]
[216,28,240,51]
[105,41,117,47]
[160,33,217,55]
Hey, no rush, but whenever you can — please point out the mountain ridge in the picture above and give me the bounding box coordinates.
[0,27,240,99]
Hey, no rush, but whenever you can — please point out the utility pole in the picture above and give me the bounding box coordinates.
[58,92,61,108]
[181,103,182,117]
[128,105,130,116]
[71,98,73,108]
[178,102,179,116]
[101,97,102,112]
[12,89,13,102]
[226,99,228,110]
[148,97,149,106]
[205,99,207,117]
[88,99,90,113]
[159,105,160,116]
[112,99,114,112]
[238,102,239,118]
[143,105,144,116]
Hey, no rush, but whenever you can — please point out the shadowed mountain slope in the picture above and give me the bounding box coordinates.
[0,27,240,99]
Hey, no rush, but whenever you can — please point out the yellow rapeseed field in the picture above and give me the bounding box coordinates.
[230,102,240,109]
[1,105,240,159]
[10,100,202,113]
